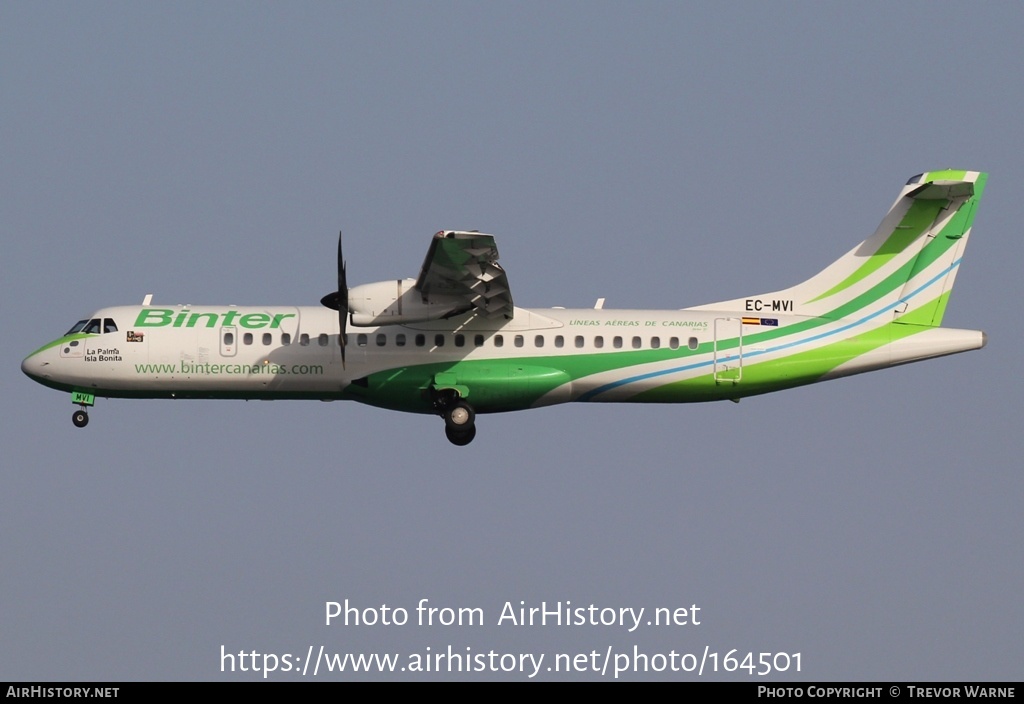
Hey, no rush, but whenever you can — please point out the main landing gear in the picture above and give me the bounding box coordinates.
[437,395,477,446]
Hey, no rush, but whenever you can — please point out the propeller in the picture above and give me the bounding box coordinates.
[319,231,348,368]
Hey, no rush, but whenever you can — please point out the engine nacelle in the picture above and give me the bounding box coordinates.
[349,279,468,326]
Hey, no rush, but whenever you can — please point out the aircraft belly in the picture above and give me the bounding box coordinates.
[349,359,573,414]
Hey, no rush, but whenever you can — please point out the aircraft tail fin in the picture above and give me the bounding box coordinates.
[688,170,987,325]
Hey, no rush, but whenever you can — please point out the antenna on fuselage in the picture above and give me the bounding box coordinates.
[142,294,153,306]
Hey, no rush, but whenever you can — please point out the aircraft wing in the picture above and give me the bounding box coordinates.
[415,231,514,319]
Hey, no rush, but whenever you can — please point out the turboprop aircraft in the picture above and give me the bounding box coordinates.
[22,170,987,445]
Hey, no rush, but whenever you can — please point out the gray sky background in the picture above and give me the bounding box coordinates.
[2,2,1021,681]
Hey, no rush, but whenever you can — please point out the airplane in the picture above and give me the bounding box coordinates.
[22,169,987,445]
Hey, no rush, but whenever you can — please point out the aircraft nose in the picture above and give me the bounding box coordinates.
[21,349,51,382]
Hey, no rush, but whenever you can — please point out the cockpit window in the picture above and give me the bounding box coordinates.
[63,319,115,335]
[65,317,115,335]
[65,320,89,335]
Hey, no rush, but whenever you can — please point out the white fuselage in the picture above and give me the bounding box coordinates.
[22,302,984,415]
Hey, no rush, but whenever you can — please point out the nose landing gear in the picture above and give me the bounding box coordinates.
[70,391,95,428]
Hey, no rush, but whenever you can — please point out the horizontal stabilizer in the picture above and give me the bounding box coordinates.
[907,180,974,200]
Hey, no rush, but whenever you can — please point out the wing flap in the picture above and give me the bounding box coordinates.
[416,231,514,320]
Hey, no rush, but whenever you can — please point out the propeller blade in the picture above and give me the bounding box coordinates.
[337,232,348,368]
[319,231,349,368]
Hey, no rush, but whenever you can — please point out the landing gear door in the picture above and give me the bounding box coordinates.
[714,317,742,384]
[220,326,237,357]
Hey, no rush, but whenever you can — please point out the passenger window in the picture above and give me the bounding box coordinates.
[224,331,235,346]
[376,334,386,346]
[357,334,367,347]
[282,333,291,346]
[494,335,504,348]
[415,334,426,347]
[300,333,310,346]
[534,335,544,348]
[262,333,272,345]
[651,336,660,349]
[434,334,445,347]
[669,337,679,350]
[103,319,118,333]
[613,336,623,349]
[318,333,329,346]
[455,334,465,347]
[554,335,564,348]
[688,337,699,350]
[514,335,524,348]
[574,336,584,349]
[595,336,604,349]
[396,334,406,347]
[474,334,484,347]
[243,333,253,345]
[632,336,642,349]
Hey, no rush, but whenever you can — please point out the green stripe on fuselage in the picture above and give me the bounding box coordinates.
[24,333,96,359]
[348,347,708,413]
[631,316,930,403]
